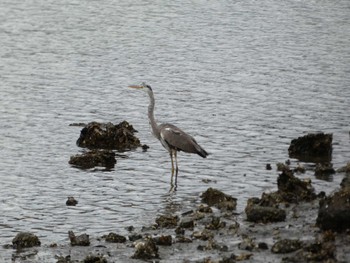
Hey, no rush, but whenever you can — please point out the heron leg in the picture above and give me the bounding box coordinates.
[174,151,178,186]
[170,151,175,176]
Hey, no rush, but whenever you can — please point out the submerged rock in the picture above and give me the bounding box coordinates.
[69,150,116,169]
[66,196,78,206]
[201,187,237,211]
[314,162,335,178]
[76,121,141,150]
[288,133,332,162]
[12,232,41,249]
[152,235,172,246]
[68,231,90,246]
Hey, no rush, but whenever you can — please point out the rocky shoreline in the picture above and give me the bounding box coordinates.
[3,123,350,262]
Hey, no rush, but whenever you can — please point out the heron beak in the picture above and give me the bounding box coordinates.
[128,85,143,89]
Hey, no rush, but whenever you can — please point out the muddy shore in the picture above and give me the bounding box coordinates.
[3,126,350,262]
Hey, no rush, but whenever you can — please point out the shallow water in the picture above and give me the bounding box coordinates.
[0,0,350,261]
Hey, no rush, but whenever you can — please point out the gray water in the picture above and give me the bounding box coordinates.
[1,0,350,261]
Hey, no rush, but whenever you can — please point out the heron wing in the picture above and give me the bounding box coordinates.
[159,123,202,154]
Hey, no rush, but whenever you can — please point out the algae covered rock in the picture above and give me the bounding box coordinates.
[288,133,332,162]
[201,187,237,211]
[69,150,116,169]
[76,121,141,150]
[12,232,41,249]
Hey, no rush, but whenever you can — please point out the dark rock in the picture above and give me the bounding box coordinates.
[205,216,226,230]
[132,238,159,260]
[12,232,41,249]
[340,176,350,190]
[69,150,116,169]
[266,163,272,170]
[155,214,179,228]
[337,161,350,173]
[68,231,90,246]
[128,234,143,242]
[245,199,286,223]
[83,254,107,263]
[238,237,256,251]
[201,187,237,211]
[283,241,336,262]
[66,196,78,206]
[104,232,126,243]
[288,133,332,162]
[56,255,71,263]
[152,235,172,246]
[271,239,303,253]
[276,169,316,203]
[76,121,141,150]
[179,217,194,229]
[258,242,269,250]
[175,227,185,235]
[192,229,214,241]
[316,188,350,232]
[125,225,134,232]
[315,162,335,179]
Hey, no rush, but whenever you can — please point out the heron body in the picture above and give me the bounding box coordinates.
[129,83,208,177]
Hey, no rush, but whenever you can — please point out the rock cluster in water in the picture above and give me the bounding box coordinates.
[69,121,145,169]
[4,132,350,262]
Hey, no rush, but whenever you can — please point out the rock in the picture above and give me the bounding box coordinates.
[316,187,350,232]
[245,198,286,223]
[266,163,272,170]
[336,161,350,173]
[12,232,41,249]
[66,196,78,206]
[288,133,332,162]
[152,235,172,246]
[340,176,350,190]
[76,121,141,150]
[69,150,116,169]
[104,232,126,243]
[155,214,179,228]
[201,188,237,211]
[205,216,226,230]
[283,241,336,262]
[276,169,316,203]
[179,217,194,229]
[238,237,256,251]
[129,234,143,242]
[132,238,159,260]
[271,239,303,253]
[68,231,90,246]
[192,229,214,241]
[314,162,335,179]
[83,254,107,263]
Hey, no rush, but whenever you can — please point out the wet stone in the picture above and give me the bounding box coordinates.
[201,187,237,211]
[271,239,303,253]
[238,237,256,251]
[205,216,226,230]
[180,217,195,229]
[69,150,116,169]
[155,214,179,228]
[83,254,107,263]
[12,232,41,249]
[68,231,90,246]
[245,198,286,223]
[104,232,126,243]
[76,121,141,150]
[132,238,159,260]
[316,187,350,232]
[129,234,143,242]
[315,162,335,178]
[288,133,332,162]
[152,235,172,246]
[66,196,78,206]
[337,161,350,173]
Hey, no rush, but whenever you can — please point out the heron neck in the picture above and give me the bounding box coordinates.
[148,90,160,140]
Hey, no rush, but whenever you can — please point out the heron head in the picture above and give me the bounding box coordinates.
[128,82,152,91]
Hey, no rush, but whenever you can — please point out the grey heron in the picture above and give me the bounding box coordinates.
[129,83,208,179]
